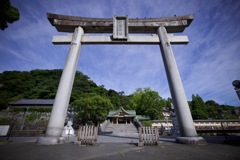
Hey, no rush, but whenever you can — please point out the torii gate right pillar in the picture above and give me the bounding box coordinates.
[157,26,206,144]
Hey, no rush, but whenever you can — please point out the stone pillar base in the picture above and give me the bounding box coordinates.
[157,141,162,146]
[36,137,65,145]
[74,141,82,145]
[176,137,207,145]
[138,142,144,147]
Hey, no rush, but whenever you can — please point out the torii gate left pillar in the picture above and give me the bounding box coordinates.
[37,13,206,145]
[37,27,84,144]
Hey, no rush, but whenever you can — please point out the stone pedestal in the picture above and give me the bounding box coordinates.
[138,142,144,147]
[36,137,65,145]
[176,137,207,145]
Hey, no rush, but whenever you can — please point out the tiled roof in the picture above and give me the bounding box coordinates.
[135,115,150,120]
[107,107,136,117]
[8,99,54,106]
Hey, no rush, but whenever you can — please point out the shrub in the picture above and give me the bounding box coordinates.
[142,121,152,127]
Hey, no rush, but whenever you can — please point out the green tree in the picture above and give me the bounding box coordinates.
[165,98,173,111]
[107,89,121,109]
[205,100,218,119]
[0,0,20,30]
[128,88,165,120]
[220,105,238,119]
[191,94,208,119]
[107,90,130,109]
[74,94,114,125]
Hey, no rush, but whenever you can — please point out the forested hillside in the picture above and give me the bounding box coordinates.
[0,69,128,111]
[0,69,238,121]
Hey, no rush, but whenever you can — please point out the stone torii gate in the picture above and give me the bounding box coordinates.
[37,13,206,145]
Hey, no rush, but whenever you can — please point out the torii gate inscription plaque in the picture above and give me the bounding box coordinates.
[113,16,128,39]
[37,13,206,145]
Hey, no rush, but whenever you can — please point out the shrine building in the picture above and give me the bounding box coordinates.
[107,107,149,124]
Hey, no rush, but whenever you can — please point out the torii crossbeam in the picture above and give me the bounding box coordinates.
[37,13,206,145]
[47,13,193,33]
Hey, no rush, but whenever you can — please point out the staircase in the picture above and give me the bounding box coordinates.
[103,123,138,133]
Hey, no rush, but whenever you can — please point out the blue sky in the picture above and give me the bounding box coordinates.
[0,0,239,106]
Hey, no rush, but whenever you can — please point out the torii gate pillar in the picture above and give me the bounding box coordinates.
[158,27,205,144]
[37,27,84,145]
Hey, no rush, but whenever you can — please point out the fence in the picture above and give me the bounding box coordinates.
[75,125,98,145]
[138,127,160,146]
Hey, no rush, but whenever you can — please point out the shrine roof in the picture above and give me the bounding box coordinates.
[8,99,54,107]
[107,107,136,117]
[135,115,150,120]
[47,13,194,33]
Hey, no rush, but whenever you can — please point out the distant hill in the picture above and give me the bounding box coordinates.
[0,69,128,110]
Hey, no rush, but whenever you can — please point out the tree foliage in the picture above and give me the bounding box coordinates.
[205,100,219,119]
[74,94,114,125]
[0,0,20,30]
[0,70,61,110]
[191,94,208,119]
[0,69,104,110]
[107,89,129,109]
[128,88,165,120]
[190,95,239,120]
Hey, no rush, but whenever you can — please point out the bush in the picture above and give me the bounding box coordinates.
[142,121,152,127]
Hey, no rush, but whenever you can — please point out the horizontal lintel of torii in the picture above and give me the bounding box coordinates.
[52,34,189,45]
[47,13,194,33]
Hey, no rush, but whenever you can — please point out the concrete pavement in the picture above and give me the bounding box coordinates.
[0,135,240,160]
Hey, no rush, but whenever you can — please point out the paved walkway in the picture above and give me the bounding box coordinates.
[0,135,240,160]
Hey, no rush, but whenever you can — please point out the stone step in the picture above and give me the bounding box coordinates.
[104,123,138,133]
